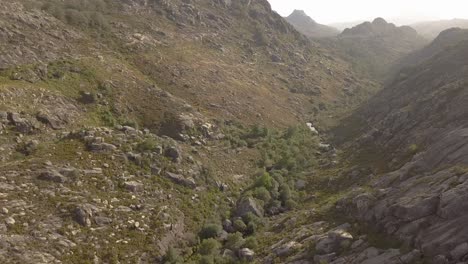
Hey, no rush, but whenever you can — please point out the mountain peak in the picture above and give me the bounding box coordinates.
[291,9,307,16]
[288,10,317,23]
[286,10,339,38]
[372,17,388,25]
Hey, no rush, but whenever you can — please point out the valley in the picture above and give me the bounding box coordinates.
[0,1,468,264]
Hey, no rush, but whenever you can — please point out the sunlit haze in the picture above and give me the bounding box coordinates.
[267,0,468,25]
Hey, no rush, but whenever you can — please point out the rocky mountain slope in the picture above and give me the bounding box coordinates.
[324,18,427,81]
[411,19,468,39]
[2,0,468,263]
[286,10,340,39]
[0,0,380,263]
[392,28,468,77]
[329,25,468,264]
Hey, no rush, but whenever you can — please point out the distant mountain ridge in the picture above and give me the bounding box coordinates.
[330,18,427,81]
[390,27,468,80]
[411,18,468,39]
[286,10,339,38]
[341,17,419,37]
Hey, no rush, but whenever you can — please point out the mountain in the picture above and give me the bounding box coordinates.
[391,28,468,77]
[286,10,340,38]
[0,0,379,263]
[411,18,468,39]
[4,0,468,263]
[331,28,468,263]
[328,17,427,81]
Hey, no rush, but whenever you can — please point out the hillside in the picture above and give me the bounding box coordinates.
[392,28,468,76]
[286,10,340,38]
[330,29,468,263]
[411,19,468,39]
[327,18,427,81]
[0,0,380,263]
[3,0,468,263]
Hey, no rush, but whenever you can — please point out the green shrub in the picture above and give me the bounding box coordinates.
[253,187,271,203]
[233,219,247,232]
[136,138,158,152]
[246,221,257,235]
[199,255,214,264]
[285,199,297,210]
[279,185,291,204]
[199,224,222,240]
[254,172,273,190]
[225,232,244,251]
[408,144,419,154]
[243,236,258,250]
[163,247,182,264]
[198,239,221,256]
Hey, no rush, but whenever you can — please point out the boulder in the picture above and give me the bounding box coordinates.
[165,146,182,163]
[19,140,40,155]
[316,228,353,254]
[8,112,38,134]
[124,181,144,192]
[88,143,117,152]
[94,216,113,227]
[222,219,234,233]
[38,170,68,183]
[450,243,468,261]
[36,111,65,130]
[235,197,264,218]
[73,204,100,227]
[238,248,255,261]
[273,241,301,257]
[164,171,196,189]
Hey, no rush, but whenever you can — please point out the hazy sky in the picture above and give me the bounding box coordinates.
[267,0,468,25]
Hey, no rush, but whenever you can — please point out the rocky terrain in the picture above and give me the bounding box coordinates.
[285,10,340,39]
[1,0,468,264]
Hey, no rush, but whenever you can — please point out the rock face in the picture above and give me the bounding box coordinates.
[286,10,339,38]
[235,197,264,218]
